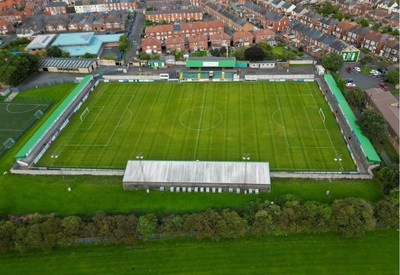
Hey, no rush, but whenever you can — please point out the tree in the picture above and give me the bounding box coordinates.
[244,46,265,61]
[358,18,370,27]
[359,55,372,66]
[47,46,63,57]
[322,53,344,71]
[61,216,82,243]
[332,198,376,238]
[374,198,399,228]
[82,52,97,58]
[371,23,381,31]
[118,35,128,52]
[258,42,274,60]
[139,53,151,60]
[209,48,221,57]
[160,215,184,237]
[376,58,389,70]
[232,47,246,60]
[358,108,387,143]
[384,69,399,85]
[0,221,17,253]
[345,86,365,108]
[252,210,274,237]
[137,214,158,239]
[216,209,247,239]
[377,165,399,194]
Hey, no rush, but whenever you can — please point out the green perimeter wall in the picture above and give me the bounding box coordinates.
[324,74,381,163]
[186,57,236,68]
[15,75,93,159]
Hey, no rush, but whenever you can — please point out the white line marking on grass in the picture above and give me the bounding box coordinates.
[116,109,132,128]
[193,85,207,160]
[5,104,45,114]
[0,128,22,131]
[289,146,334,149]
[272,108,284,128]
[179,107,223,130]
[306,83,343,170]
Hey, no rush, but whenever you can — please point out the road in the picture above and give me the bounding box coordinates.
[126,11,145,62]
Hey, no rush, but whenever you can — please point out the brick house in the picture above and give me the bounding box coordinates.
[210,32,231,49]
[233,30,253,47]
[0,9,27,24]
[202,1,254,32]
[381,39,399,62]
[316,17,337,36]
[361,32,390,54]
[254,28,275,44]
[332,21,356,40]
[188,34,208,51]
[145,7,203,23]
[45,2,67,16]
[141,37,162,54]
[263,11,290,32]
[300,11,322,28]
[345,26,371,46]
[0,19,13,35]
[165,36,185,53]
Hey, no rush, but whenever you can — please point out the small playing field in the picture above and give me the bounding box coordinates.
[37,82,355,171]
[0,101,50,154]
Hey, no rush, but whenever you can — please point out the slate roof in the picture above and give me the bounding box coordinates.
[39,58,97,69]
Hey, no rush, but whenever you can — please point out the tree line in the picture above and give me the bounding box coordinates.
[0,194,397,254]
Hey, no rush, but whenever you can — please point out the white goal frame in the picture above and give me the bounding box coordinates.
[80,107,90,122]
[319,108,326,124]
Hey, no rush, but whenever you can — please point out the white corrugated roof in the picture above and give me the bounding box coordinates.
[123,161,270,186]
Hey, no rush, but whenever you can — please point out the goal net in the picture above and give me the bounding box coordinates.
[3,138,15,149]
[80,107,90,122]
[319,108,326,123]
[34,110,44,119]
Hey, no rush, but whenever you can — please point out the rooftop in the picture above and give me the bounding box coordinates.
[26,34,56,50]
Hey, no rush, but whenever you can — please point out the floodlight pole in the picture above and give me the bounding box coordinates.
[242,153,250,184]
[136,152,145,181]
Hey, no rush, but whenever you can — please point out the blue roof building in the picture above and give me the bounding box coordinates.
[51,32,123,57]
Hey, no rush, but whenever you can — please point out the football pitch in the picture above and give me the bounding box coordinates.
[37,81,355,171]
[0,102,49,152]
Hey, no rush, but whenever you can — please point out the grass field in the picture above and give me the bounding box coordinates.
[37,82,355,171]
[0,84,382,217]
[0,102,49,150]
[0,230,397,274]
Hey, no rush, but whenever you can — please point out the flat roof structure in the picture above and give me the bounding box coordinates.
[51,32,123,57]
[26,34,57,50]
[123,161,271,191]
[365,88,399,138]
[39,58,97,70]
[186,57,237,68]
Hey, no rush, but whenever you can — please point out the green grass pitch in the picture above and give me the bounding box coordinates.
[37,81,355,171]
[0,230,397,274]
[0,102,49,148]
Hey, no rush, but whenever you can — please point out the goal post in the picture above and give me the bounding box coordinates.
[80,107,89,122]
[3,138,15,149]
[34,110,44,119]
[319,108,326,123]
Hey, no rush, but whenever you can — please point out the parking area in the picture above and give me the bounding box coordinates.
[339,62,387,91]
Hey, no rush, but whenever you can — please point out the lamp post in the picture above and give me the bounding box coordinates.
[242,153,250,184]
[136,152,145,181]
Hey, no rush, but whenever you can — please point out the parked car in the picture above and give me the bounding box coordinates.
[347,66,353,73]
[370,70,380,76]
[346,78,354,83]
[346,83,356,88]
[354,67,361,72]
[379,83,389,89]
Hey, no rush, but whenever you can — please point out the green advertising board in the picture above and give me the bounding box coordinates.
[341,51,360,62]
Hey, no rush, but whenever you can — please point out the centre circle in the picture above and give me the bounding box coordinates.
[180,107,223,130]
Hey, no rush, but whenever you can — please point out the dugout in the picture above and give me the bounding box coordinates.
[123,160,271,192]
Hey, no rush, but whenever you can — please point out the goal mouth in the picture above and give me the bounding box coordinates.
[80,107,90,122]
